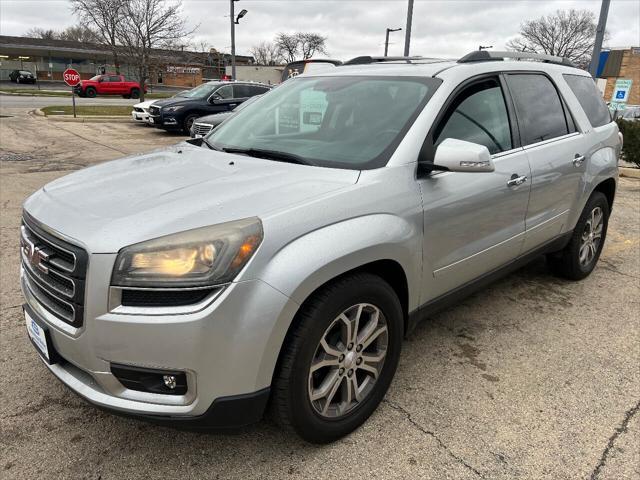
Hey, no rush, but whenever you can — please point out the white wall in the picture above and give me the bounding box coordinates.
[224,65,283,85]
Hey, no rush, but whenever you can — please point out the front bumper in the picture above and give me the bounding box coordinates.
[148,113,179,129]
[21,261,298,427]
[131,111,150,122]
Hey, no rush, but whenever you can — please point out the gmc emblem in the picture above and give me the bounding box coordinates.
[21,234,50,274]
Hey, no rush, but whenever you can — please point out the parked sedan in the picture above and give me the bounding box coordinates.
[9,69,36,84]
[190,95,262,137]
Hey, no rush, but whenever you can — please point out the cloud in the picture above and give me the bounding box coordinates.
[1,0,638,60]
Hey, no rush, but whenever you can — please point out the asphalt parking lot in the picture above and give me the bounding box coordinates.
[1,97,639,479]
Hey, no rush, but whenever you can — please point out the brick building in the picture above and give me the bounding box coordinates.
[595,47,640,105]
[0,35,253,88]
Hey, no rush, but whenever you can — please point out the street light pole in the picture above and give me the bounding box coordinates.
[403,0,414,56]
[384,28,402,57]
[588,0,611,78]
[230,0,236,80]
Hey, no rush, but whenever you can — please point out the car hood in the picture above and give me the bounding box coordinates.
[134,100,156,109]
[195,111,233,125]
[24,143,359,253]
[151,97,197,108]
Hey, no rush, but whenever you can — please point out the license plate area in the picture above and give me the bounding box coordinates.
[24,305,60,364]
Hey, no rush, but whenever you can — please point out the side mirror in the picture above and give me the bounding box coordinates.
[427,138,495,173]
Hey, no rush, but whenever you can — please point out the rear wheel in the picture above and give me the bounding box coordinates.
[130,88,140,99]
[85,87,96,98]
[271,273,403,443]
[547,191,609,280]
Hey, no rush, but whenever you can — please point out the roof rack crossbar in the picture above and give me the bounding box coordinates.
[343,55,427,66]
[458,50,575,68]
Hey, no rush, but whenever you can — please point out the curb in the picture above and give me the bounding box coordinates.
[619,167,640,179]
[44,115,132,123]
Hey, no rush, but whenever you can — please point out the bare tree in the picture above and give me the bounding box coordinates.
[274,33,299,63]
[58,25,101,43]
[25,27,59,40]
[71,0,126,72]
[274,32,328,62]
[506,9,600,67]
[250,41,284,65]
[298,33,328,59]
[117,0,195,101]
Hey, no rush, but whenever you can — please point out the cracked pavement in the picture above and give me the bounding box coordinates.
[1,97,639,479]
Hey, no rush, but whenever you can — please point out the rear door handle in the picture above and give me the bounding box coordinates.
[573,154,585,167]
[507,174,527,188]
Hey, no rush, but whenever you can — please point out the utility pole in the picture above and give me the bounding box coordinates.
[588,0,611,78]
[384,28,402,57]
[403,0,414,56]
[230,0,236,80]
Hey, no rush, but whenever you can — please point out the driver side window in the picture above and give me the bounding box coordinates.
[435,78,512,155]
[213,85,233,100]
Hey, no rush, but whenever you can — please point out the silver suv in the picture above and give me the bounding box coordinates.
[21,51,620,443]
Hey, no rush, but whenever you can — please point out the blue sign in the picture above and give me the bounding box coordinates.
[616,90,625,99]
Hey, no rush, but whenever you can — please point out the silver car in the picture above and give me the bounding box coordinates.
[21,51,620,443]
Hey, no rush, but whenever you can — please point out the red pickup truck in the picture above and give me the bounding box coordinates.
[74,74,146,99]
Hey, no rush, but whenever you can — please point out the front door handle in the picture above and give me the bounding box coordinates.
[573,154,585,167]
[228,103,237,109]
[507,174,528,188]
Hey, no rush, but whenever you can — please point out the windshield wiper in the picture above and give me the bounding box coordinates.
[201,137,223,151]
[222,147,316,166]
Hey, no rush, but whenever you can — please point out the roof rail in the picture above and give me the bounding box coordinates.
[343,55,427,66]
[458,50,576,68]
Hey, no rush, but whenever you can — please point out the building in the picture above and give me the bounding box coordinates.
[0,35,254,88]
[595,47,640,106]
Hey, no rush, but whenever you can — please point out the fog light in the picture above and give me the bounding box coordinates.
[163,374,177,390]
[111,363,187,395]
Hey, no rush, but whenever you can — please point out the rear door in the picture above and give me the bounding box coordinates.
[109,75,124,94]
[504,73,585,251]
[420,75,531,299]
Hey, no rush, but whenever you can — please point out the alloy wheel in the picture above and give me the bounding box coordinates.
[308,303,388,418]
[579,206,604,267]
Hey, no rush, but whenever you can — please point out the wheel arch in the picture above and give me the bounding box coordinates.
[593,177,616,211]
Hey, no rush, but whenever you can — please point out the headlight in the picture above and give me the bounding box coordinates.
[164,105,184,113]
[111,218,263,287]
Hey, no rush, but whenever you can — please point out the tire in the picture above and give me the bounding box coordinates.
[271,273,403,443]
[130,88,140,99]
[547,191,610,280]
[183,114,198,133]
[85,87,96,98]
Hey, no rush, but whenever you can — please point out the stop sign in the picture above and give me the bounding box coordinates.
[63,68,81,87]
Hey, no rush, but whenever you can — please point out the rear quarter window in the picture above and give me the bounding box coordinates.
[563,74,611,128]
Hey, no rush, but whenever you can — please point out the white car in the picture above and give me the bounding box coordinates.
[131,100,155,123]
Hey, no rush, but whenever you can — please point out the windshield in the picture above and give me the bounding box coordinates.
[19,70,32,75]
[207,76,439,169]
[89,75,101,81]
[179,83,220,99]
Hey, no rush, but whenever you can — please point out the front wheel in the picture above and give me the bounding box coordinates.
[271,273,403,443]
[547,191,610,280]
[183,114,198,133]
[85,87,96,98]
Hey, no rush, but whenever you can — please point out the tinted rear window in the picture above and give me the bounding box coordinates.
[563,74,611,128]
[507,74,570,145]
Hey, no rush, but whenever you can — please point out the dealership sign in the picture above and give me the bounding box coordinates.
[63,68,81,87]
[166,66,200,74]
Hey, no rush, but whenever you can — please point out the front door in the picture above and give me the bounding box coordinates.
[419,75,531,300]
[504,73,586,251]
[207,85,235,113]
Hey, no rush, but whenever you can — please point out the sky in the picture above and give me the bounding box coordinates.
[0,0,638,59]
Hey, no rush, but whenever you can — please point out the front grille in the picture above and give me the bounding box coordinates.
[192,123,213,136]
[21,214,88,327]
